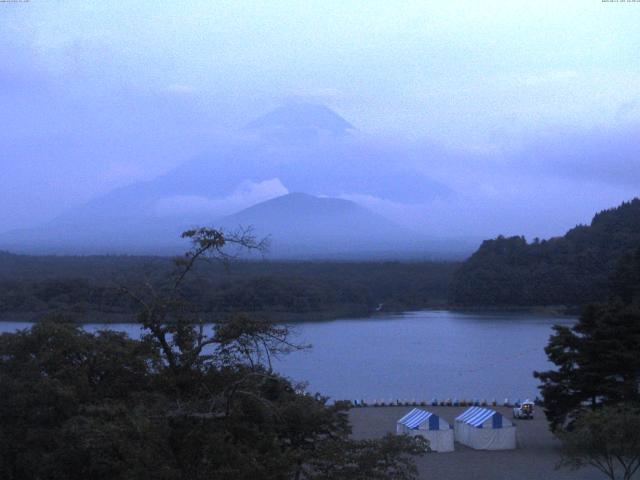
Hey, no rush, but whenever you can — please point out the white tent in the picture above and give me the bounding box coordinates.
[396,408,454,452]
[454,407,516,450]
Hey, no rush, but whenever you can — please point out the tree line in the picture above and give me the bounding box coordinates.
[0,228,428,479]
[450,198,640,307]
[0,252,458,322]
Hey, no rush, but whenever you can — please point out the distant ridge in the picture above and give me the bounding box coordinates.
[449,198,640,307]
[226,192,364,218]
[0,191,472,259]
[219,192,419,257]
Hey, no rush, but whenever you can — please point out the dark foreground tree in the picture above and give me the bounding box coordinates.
[0,228,427,480]
[534,247,640,430]
[558,404,640,480]
[305,435,428,480]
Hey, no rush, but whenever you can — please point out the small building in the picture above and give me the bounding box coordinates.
[396,408,454,452]
[454,407,516,450]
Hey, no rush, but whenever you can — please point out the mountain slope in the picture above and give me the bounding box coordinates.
[244,103,355,137]
[218,192,420,257]
[449,198,640,306]
[0,192,437,258]
[0,103,451,255]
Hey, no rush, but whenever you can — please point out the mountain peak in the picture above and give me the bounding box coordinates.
[219,192,415,257]
[245,103,355,137]
[230,192,359,217]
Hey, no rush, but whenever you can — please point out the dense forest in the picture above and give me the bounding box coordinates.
[450,198,640,307]
[0,251,458,322]
[0,229,427,479]
[3,198,638,318]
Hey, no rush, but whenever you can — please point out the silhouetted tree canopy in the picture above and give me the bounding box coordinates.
[450,198,640,307]
[535,247,640,431]
[558,404,640,480]
[0,251,457,322]
[0,228,427,479]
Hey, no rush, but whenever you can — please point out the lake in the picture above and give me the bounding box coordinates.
[0,310,574,403]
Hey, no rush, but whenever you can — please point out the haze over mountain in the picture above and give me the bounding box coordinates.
[244,103,355,138]
[0,190,472,259]
[219,192,427,258]
[2,2,640,246]
[0,103,467,258]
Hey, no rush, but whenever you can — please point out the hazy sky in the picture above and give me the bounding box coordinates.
[1,1,639,238]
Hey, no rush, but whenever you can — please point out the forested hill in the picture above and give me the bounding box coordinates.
[449,198,640,307]
[0,253,458,322]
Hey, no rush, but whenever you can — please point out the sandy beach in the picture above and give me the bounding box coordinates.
[349,406,602,480]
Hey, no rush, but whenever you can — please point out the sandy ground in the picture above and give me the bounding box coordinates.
[349,406,603,480]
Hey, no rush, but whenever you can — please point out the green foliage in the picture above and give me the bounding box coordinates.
[0,320,428,479]
[0,254,457,321]
[535,247,640,430]
[558,404,640,480]
[0,228,428,479]
[450,198,640,306]
[304,434,429,480]
[0,321,160,480]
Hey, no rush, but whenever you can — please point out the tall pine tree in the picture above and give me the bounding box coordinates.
[535,248,640,430]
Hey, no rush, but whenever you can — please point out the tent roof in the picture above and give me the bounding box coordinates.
[397,408,436,429]
[455,407,500,427]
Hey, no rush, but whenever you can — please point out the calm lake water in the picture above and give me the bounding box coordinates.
[0,310,574,403]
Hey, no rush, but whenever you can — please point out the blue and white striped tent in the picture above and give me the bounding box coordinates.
[455,406,505,428]
[454,407,516,450]
[396,408,454,452]
[397,408,440,430]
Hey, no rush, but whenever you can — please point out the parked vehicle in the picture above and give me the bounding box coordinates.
[512,399,534,419]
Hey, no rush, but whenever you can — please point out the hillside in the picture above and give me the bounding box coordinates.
[219,192,419,256]
[449,198,640,307]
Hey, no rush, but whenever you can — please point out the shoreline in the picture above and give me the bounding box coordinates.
[446,305,580,316]
[0,304,578,324]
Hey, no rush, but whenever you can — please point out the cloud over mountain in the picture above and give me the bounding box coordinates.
[153,179,289,218]
[0,104,456,256]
